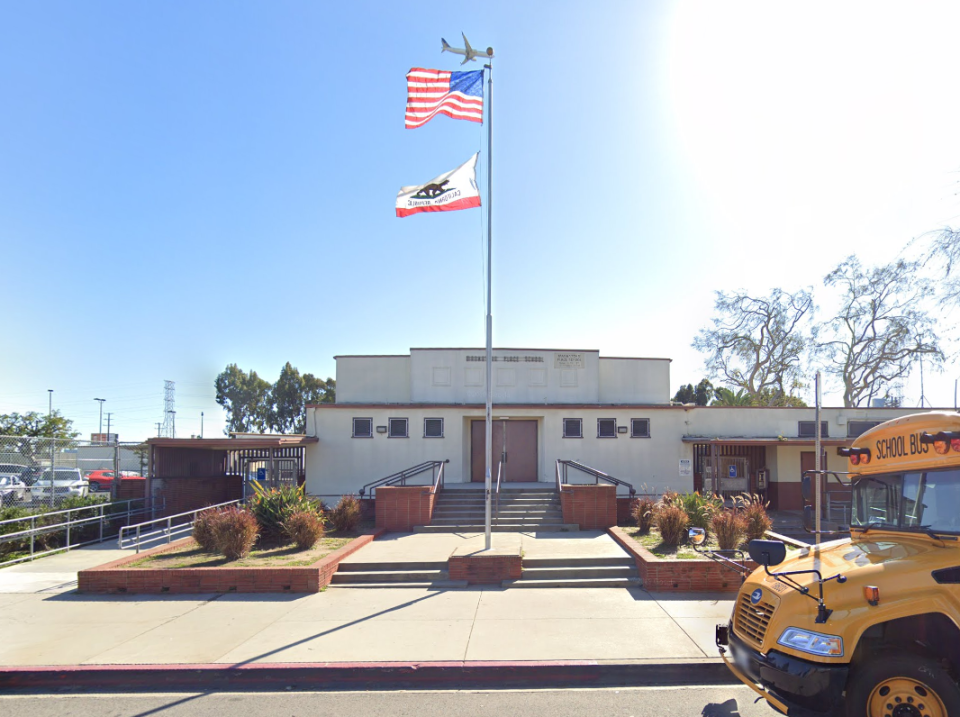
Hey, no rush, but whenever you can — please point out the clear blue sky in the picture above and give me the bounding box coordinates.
[3,1,960,441]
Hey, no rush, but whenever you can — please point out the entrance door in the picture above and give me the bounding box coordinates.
[471,420,538,482]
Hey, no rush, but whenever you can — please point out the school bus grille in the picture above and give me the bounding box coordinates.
[734,593,776,649]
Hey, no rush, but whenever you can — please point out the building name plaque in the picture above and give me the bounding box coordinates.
[554,353,584,369]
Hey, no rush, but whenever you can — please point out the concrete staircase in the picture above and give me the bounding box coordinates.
[330,560,468,589]
[501,556,641,588]
[414,486,579,533]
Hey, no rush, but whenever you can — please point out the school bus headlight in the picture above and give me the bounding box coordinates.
[777,628,844,657]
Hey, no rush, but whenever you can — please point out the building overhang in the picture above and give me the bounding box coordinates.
[682,436,851,447]
[146,436,318,450]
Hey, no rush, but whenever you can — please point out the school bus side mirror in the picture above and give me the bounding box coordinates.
[748,539,786,567]
[803,505,815,530]
[688,527,706,545]
[801,474,812,503]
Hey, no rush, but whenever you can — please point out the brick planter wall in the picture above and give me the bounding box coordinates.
[608,526,756,593]
[375,486,436,531]
[78,529,384,595]
[448,552,522,584]
[560,484,617,529]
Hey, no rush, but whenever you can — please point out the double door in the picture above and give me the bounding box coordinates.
[470,419,538,483]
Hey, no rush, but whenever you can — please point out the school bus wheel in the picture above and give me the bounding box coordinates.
[845,654,960,717]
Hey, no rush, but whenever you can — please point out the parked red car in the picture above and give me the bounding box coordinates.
[85,470,143,493]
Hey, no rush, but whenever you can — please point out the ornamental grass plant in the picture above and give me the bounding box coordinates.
[631,495,657,534]
[712,509,748,551]
[211,507,259,561]
[248,483,321,543]
[192,508,220,552]
[328,494,362,533]
[654,500,689,546]
[282,509,326,550]
[738,493,773,542]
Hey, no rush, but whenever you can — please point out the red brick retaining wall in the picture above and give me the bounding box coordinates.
[560,484,617,529]
[78,529,384,595]
[375,486,436,531]
[448,553,522,584]
[608,526,756,593]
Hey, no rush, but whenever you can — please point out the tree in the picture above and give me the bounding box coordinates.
[672,379,714,405]
[215,363,336,435]
[817,256,943,407]
[0,411,78,439]
[710,387,754,406]
[693,288,814,405]
[215,364,273,434]
[925,227,960,306]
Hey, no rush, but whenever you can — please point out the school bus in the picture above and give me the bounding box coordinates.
[711,411,960,717]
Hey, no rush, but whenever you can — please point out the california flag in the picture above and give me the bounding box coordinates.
[396,154,481,218]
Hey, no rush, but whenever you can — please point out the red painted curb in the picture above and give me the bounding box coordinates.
[0,659,732,692]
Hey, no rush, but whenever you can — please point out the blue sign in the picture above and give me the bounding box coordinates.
[256,467,266,481]
[728,465,738,478]
[751,588,763,605]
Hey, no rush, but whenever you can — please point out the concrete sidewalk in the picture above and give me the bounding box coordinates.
[0,536,737,690]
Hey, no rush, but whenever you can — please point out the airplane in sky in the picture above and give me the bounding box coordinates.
[441,33,494,65]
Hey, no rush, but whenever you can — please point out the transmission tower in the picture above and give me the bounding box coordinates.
[160,380,176,437]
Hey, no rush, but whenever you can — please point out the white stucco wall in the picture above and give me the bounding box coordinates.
[334,356,411,403]
[598,358,670,404]
[304,404,692,499]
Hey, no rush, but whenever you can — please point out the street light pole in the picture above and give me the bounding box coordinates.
[94,398,106,441]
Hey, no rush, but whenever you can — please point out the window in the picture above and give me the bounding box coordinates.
[598,418,617,438]
[847,420,882,438]
[424,418,444,438]
[388,418,408,438]
[631,418,650,438]
[563,418,582,438]
[352,418,373,438]
[798,421,829,438]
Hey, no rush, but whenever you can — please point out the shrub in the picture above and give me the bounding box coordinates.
[192,509,220,552]
[212,507,259,560]
[328,494,362,533]
[248,483,320,543]
[712,510,748,551]
[283,510,326,550]
[678,491,722,537]
[739,493,772,542]
[654,503,689,546]
[631,496,656,534]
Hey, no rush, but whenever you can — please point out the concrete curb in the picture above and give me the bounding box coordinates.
[0,659,736,692]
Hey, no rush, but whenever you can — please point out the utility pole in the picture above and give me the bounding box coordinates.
[47,389,53,419]
[171,410,176,439]
[94,398,106,440]
[156,423,162,437]
[106,413,113,440]
[201,412,204,439]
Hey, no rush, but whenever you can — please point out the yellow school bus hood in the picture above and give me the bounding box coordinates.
[762,533,956,588]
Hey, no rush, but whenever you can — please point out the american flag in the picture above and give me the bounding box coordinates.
[405,68,483,129]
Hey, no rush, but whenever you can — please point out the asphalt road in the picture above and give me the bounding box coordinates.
[1,686,783,717]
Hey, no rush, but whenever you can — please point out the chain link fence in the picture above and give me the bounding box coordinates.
[0,435,148,511]
[0,435,152,566]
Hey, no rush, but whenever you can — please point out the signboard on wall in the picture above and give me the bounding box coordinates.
[679,458,692,477]
[554,353,584,369]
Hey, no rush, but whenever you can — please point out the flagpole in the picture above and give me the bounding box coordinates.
[484,59,493,551]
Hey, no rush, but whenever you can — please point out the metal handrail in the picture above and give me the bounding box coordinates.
[556,459,637,496]
[0,498,151,568]
[494,460,503,523]
[432,460,446,494]
[118,499,241,552]
[358,460,449,498]
[556,460,563,493]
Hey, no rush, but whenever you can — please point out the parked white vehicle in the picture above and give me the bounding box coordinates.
[0,463,28,506]
[30,468,89,502]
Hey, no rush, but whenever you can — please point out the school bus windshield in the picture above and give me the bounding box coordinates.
[853,467,960,534]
